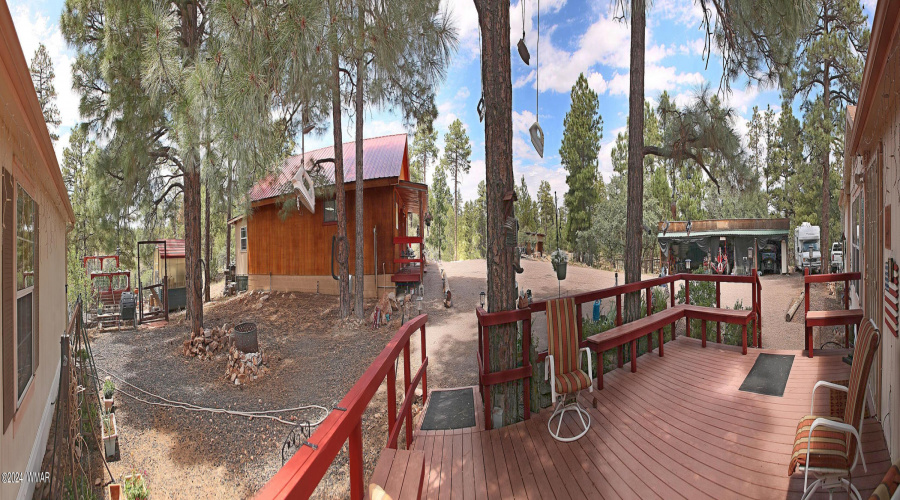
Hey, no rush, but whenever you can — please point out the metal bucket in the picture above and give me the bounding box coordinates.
[233,322,259,353]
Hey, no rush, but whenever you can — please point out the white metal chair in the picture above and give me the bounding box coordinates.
[789,319,880,500]
[545,297,593,442]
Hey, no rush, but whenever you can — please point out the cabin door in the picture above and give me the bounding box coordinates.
[864,147,883,414]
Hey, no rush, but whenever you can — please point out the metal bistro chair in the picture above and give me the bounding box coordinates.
[789,318,881,499]
[545,297,593,442]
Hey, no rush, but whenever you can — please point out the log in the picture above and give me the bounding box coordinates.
[786,292,805,321]
[443,277,452,308]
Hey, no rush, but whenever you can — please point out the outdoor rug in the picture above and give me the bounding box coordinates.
[420,388,476,430]
[739,354,795,397]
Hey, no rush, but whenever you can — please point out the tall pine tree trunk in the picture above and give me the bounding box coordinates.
[475,0,520,426]
[184,157,203,336]
[625,0,646,322]
[204,175,211,303]
[333,49,351,319]
[820,62,831,272]
[226,161,232,273]
[354,32,366,319]
[182,2,202,337]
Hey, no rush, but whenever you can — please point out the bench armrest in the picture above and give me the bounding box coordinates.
[808,417,865,473]
[810,381,848,414]
[579,347,594,393]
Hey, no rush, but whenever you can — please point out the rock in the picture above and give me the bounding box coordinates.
[210,341,219,351]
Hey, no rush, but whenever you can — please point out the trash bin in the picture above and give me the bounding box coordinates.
[120,292,136,321]
[234,322,259,353]
[236,275,249,292]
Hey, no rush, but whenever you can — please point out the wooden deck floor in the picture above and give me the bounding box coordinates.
[406,338,892,499]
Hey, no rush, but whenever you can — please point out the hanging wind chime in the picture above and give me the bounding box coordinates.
[529,0,544,158]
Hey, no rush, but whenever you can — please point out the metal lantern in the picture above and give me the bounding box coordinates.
[479,291,486,308]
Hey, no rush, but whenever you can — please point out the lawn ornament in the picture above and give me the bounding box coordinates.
[529,0,544,158]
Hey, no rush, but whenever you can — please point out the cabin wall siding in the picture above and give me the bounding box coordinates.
[247,185,397,278]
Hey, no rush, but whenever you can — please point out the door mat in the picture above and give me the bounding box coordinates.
[420,388,476,430]
[739,354,795,397]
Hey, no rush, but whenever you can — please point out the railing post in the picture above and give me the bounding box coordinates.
[670,279,675,341]
[751,269,758,349]
[349,422,364,500]
[403,343,412,449]
[715,281,721,344]
[387,365,397,447]
[844,278,850,348]
[616,295,623,367]
[421,324,428,406]
[523,316,531,421]
[646,287,653,352]
[685,280,691,338]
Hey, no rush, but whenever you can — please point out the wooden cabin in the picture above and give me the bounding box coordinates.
[1,3,77,498]
[840,0,900,460]
[231,134,427,298]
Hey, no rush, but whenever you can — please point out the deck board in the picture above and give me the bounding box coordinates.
[386,338,891,499]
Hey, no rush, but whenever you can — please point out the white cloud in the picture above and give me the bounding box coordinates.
[585,71,608,95]
[598,126,625,181]
[679,38,706,57]
[652,0,704,27]
[10,3,80,133]
[608,65,705,97]
[720,85,760,114]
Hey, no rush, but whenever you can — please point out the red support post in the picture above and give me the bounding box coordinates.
[523,316,531,421]
[616,295,623,368]
[403,344,412,449]
[805,268,812,357]
[701,320,707,348]
[670,280,676,341]
[741,324,748,355]
[349,422,364,499]
[421,325,428,406]
[685,280,691,338]
[646,287,653,352]
[387,365,397,446]
[716,281,722,344]
[751,268,758,350]
[844,278,850,348]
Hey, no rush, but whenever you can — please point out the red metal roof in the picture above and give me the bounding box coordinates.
[157,239,185,259]
[249,134,408,203]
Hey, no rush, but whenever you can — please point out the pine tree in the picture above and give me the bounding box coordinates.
[560,73,603,253]
[411,123,438,184]
[794,0,869,269]
[769,95,803,218]
[536,180,555,252]
[441,119,472,261]
[62,125,96,303]
[427,165,452,260]
[29,43,60,141]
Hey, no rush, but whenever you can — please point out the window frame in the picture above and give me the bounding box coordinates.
[240,226,247,252]
[15,182,36,407]
[323,199,337,225]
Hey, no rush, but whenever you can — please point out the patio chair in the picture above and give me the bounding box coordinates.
[789,319,881,500]
[545,297,593,442]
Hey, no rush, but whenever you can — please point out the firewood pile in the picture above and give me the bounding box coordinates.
[182,324,234,359]
[225,346,269,385]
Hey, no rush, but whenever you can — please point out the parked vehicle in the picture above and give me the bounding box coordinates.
[830,242,843,273]
[794,222,821,273]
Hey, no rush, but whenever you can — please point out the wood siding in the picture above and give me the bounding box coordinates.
[248,185,398,277]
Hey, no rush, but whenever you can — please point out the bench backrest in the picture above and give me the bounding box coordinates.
[547,297,580,376]
[845,319,880,460]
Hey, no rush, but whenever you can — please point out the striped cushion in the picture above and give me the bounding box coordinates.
[844,321,880,460]
[867,461,900,500]
[546,297,580,376]
[554,369,592,395]
[788,415,849,475]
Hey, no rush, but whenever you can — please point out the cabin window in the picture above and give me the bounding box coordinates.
[851,194,862,296]
[240,226,247,251]
[323,199,337,224]
[16,184,36,403]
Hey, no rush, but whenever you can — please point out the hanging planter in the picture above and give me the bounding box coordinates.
[551,250,568,281]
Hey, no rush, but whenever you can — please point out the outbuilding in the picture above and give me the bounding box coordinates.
[231,134,427,298]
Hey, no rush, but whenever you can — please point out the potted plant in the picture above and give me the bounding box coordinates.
[551,249,568,280]
[101,410,118,459]
[102,378,115,411]
[123,472,149,500]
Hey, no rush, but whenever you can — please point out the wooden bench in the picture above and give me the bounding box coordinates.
[584,304,757,390]
[368,449,426,500]
[681,304,757,354]
[804,271,863,358]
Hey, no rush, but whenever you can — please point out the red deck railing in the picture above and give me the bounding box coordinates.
[475,271,763,428]
[256,314,428,500]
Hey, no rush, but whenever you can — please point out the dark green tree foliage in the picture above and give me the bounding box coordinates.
[794,0,869,261]
[768,95,804,219]
[427,165,452,261]
[536,180,556,251]
[560,73,603,252]
[441,118,472,260]
[30,43,60,141]
[62,125,97,303]
[410,122,438,184]
[515,176,537,236]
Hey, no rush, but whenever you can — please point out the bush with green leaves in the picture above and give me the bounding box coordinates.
[124,473,149,500]
[675,272,757,346]
[64,476,97,500]
[103,378,115,399]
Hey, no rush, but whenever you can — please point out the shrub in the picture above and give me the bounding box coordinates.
[124,473,149,500]
[103,379,115,399]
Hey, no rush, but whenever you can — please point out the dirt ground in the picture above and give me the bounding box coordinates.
[86,260,846,499]
[90,289,413,499]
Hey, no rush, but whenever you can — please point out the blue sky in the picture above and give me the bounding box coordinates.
[10,0,877,203]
